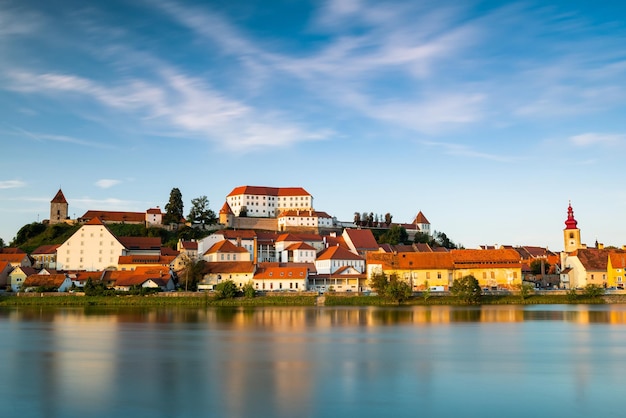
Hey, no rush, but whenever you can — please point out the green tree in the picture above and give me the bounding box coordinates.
[518,283,534,300]
[187,195,217,226]
[422,280,431,301]
[0,237,4,248]
[432,231,457,249]
[214,279,238,299]
[379,225,409,245]
[11,222,47,246]
[239,206,248,217]
[451,275,482,304]
[529,259,550,275]
[413,232,430,244]
[385,275,412,303]
[368,271,412,303]
[354,212,360,225]
[384,213,393,226]
[164,188,184,225]
[582,284,604,298]
[180,259,205,291]
[243,281,256,298]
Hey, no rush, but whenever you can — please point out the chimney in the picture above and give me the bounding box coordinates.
[253,236,258,265]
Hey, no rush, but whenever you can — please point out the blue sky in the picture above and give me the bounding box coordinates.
[1,0,626,251]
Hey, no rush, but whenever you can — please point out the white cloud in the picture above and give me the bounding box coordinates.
[421,140,513,162]
[0,180,26,189]
[569,133,626,147]
[95,179,121,189]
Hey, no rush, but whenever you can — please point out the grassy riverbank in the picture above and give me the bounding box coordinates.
[0,294,317,307]
[2,292,625,307]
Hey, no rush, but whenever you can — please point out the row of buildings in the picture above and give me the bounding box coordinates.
[1,187,621,293]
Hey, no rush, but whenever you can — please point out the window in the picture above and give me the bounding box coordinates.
[437,272,442,279]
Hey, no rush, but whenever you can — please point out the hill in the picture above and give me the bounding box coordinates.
[10,222,213,254]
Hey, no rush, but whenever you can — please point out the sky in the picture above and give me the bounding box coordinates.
[1,0,626,252]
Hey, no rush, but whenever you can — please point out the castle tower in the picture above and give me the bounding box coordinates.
[563,201,582,253]
[50,189,68,225]
[219,201,234,227]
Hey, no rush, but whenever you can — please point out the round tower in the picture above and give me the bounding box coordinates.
[219,201,234,227]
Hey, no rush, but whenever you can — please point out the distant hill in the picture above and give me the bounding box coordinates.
[11,222,214,254]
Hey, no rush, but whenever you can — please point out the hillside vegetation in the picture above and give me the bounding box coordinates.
[11,222,213,253]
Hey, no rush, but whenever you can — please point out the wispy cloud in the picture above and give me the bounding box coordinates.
[0,180,26,189]
[95,179,121,189]
[569,133,626,147]
[4,125,114,149]
[421,140,514,162]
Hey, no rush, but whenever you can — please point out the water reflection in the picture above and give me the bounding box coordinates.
[1,305,626,418]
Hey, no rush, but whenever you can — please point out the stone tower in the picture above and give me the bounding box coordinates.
[50,189,68,224]
[219,201,234,227]
[563,201,582,253]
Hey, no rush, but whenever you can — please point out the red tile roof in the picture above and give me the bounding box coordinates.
[219,230,257,239]
[284,242,316,251]
[204,240,249,255]
[450,249,521,267]
[202,261,255,274]
[103,266,171,286]
[343,229,378,251]
[146,208,162,214]
[367,252,454,270]
[0,261,10,272]
[412,211,430,224]
[51,189,67,204]
[276,233,323,243]
[161,247,180,256]
[180,241,198,250]
[575,249,611,271]
[219,202,234,215]
[609,252,626,269]
[227,186,311,197]
[0,253,30,263]
[253,265,308,280]
[81,210,145,223]
[118,255,177,265]
[317,246,363,261]
[31,244,61,255]
[0,247,26,254]
[23,273,68,288]
[278,210,331,218]
[118,237,162,251]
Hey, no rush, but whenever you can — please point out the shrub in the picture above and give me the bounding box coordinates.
[214,280,239,299]
[583,284,604,298]
[451,275,482,304]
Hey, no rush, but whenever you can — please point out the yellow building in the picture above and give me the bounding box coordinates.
[366,248,522,290]
[607,252,626,289]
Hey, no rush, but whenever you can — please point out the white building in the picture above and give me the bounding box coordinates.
[55,217,162,271]
[225,186,313,217]
[277,210,333,230]
[315,245,365,275]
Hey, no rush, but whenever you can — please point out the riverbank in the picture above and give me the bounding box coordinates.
[1,292,625,307]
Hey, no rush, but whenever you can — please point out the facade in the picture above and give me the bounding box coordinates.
[253,264,309,292]
[22,273,73,292]
[203,240,251,263]
[275,233,325,262]
[277,210,333,231]
[366,249,522,291]
[103,267,175,291]
[225,186,313,217]
[315,245,365,275]
[279,242,317,264]
[31,244,60,269]
[145,208,164,226]
[7,266,37,292]
[198,261,256,290]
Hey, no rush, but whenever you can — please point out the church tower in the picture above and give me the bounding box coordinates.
[50,189,69,225]
[563,201,582,253]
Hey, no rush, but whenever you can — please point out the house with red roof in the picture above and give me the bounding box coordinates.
[56,217,163,271]
[280,242,317,263]
[197,261,256,291]
[277,209,333,231]
[22,273,73,292]
[7,266,37,292]
[0,251,32,268]
[253,263,309,292]
[0,260,13,289]
[102,267,175,291]
[342,228,379,257]
[31,244,61,269]
[203,240,251,262]
[78,207,163,227]
[315,245,365,275]
[275,233,325,262]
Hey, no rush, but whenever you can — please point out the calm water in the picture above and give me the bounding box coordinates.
[2,305,626,418]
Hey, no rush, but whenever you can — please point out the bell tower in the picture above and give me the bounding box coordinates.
[563,201,581,253]
[50,189,68,225]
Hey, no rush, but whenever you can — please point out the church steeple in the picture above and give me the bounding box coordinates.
[563,201,581,253]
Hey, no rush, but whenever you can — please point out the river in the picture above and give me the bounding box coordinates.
[1,305,625,418]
